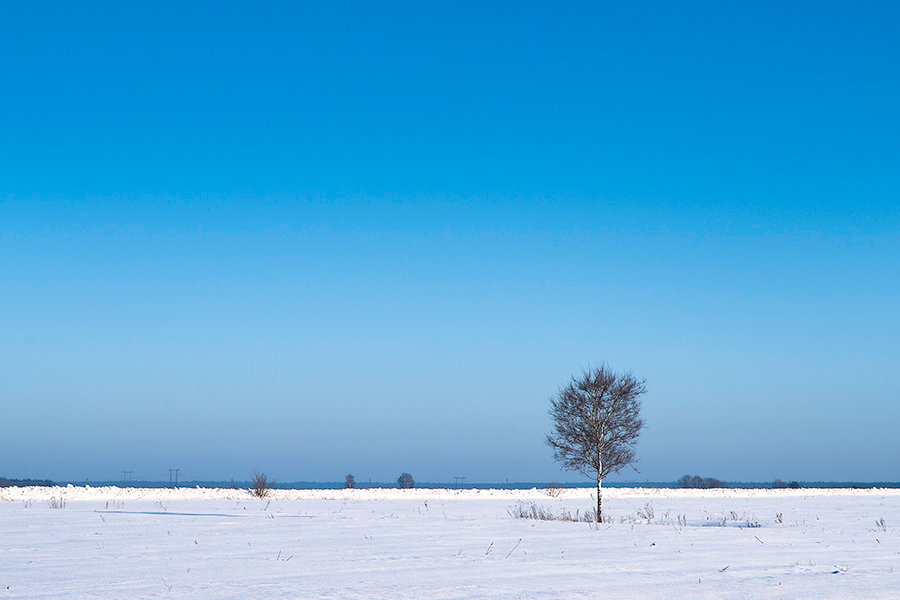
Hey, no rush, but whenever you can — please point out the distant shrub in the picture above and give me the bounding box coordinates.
[345,474,355,489]
[397,472,415,489]
[676,474,728,489]
[547,481,563,497]
[251,471,275,498]
[772,479,801,489]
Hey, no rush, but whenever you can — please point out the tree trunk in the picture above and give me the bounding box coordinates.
[596,449,603,523]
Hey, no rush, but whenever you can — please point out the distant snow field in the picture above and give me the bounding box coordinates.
[2,486,898,599]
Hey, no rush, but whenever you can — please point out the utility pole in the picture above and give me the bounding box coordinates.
[168,469,180,485]
[123,471,133,484]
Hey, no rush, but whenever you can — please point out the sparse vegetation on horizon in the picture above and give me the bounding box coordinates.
[772,479,800,489]
[676,475,728,489]
[0,477,56,487]
[397,473,415,489]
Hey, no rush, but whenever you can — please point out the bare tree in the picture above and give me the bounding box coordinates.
[546,363,646,522]
[397,472,415,489]
[345,474,355,489]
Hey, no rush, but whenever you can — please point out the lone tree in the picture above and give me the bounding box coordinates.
[397,472,415,489]
[546,363,646,522]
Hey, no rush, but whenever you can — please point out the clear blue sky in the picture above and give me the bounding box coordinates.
[2,1,898,484]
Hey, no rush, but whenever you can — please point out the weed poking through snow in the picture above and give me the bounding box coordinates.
[508,501,597,522]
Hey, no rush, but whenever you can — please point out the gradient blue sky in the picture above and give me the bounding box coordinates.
[2,2,898,484]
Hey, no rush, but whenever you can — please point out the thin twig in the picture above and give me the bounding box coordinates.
[505,539,522,559]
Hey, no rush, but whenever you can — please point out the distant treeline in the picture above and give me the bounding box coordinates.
[677,475,728,489]
[677,475,805,490]
[35,479,900,490]
[0,477,56,487]
[772,479,801,489]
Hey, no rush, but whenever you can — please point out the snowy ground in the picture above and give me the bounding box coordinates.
[1,486,898,599]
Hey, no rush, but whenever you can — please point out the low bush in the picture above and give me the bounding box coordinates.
[251,471,275,498]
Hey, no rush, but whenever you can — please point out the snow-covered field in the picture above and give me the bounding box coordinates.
[2,486,898,599]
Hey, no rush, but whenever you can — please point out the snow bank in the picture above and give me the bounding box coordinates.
[3,484,899,502]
